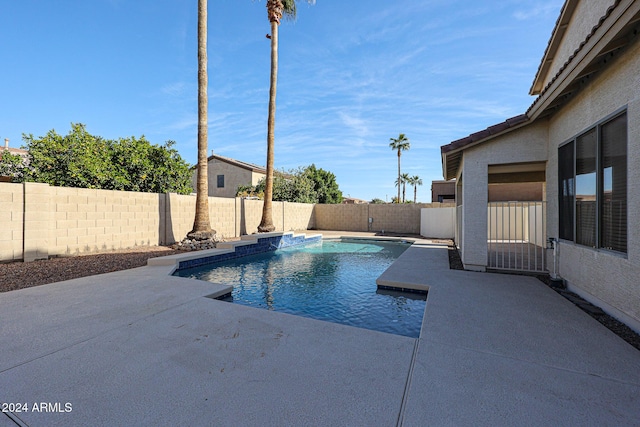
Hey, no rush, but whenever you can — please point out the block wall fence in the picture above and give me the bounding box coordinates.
[0,182,452,262]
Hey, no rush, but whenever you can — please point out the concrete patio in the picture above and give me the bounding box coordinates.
[1,233,639,426]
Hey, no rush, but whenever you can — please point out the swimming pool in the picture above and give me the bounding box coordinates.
[174,239,427,338]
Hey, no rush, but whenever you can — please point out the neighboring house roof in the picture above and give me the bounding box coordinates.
[206,154,267,175]
[1,147,29,158]
[441,0,640,180]
[342,197,367,204]
[1,147,29,181]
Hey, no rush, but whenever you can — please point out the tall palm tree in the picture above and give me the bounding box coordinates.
[409,175,423,203]
[389,133,410,204]
[401,172,410,203]
[188,0,215,240]
[258,0,315,233]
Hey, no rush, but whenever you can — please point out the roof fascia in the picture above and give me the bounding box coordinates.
[530,0,578,95]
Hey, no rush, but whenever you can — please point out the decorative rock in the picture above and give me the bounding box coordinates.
[171,234,221,252]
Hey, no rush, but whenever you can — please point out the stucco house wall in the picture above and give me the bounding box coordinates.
[458,120,548,270]
[546,34,640,329]
[190,155,266,199]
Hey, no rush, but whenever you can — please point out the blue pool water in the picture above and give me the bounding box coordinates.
[174,239,426,338]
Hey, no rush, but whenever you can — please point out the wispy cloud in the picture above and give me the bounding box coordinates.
[161,82,188,97]
[513,2,563,21]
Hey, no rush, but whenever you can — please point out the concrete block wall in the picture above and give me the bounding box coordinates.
[241,199,265,234]
[314,204,369,231]
[0,183,25,261]
[24,183,51,261]
[49,187,164,257]
[368,204,432,234]
[2,182,442,261]
[283,202,316,231]
[314,203,449,234]
[164,193,196,245]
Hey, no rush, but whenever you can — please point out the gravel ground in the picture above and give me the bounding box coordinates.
[0,246,180,293]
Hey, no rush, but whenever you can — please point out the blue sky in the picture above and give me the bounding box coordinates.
[2,0,563,202]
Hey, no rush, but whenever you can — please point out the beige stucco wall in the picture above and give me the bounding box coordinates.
[191,159,265,199]
[546,34,640,330]
[459,120,548,270]
[545,0,616,89]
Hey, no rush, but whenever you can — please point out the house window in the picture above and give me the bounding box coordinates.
[557,111,627,253]
[217,174,224,188]
[558,142,574,241]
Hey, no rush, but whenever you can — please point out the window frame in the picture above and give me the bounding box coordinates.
[217,174,225,188]
[557,108,627,254]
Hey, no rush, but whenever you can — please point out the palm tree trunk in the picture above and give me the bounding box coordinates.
[414,185,417,203]
[402,181,406,203]
[258,19,278,232]
[396,150,401,203]
[189,0,215,239]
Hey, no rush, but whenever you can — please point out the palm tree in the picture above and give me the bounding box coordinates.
[394,176,402,195]
[189,0,215,240]
[258,0,315,233]
[401,173,410,203]
[389,133,410,204]
[408,175,423,203]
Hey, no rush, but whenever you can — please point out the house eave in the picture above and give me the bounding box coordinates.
[528,0,640,119]
[440,114,530,181]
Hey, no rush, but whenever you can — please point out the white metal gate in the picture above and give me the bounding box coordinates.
[487,201,547,272]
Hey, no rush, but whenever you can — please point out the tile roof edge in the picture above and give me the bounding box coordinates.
[440,114,529,154]
[207,154,266,173]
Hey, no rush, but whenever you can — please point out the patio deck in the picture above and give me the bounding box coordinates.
[1,232,638,426]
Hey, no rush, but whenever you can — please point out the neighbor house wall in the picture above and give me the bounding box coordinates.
[546,34,640,331]
[191,158,264,199]
[460,120,548,271]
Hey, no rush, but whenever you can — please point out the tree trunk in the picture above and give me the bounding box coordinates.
[397,150,401,203]
[414,185,417,203]
[258,20,278,233]
[189,0,215,240]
